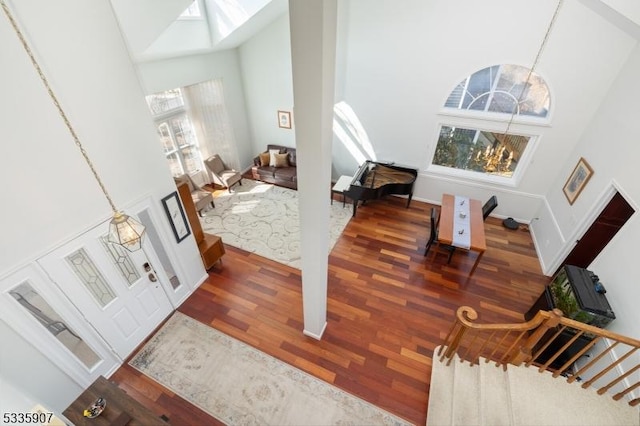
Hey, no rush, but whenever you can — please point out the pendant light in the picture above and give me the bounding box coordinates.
[1,0,145,251]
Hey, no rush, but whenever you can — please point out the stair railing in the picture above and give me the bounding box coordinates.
[438,306,640,407]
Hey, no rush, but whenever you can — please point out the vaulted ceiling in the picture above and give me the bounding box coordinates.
[110,0,287,62]
[110,0,639,64]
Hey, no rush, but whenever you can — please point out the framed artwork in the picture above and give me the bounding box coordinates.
[161,191,191,243]
[563,157,594,205]
[277,110,292,129]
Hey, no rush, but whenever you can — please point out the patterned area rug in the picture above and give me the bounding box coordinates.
[200,180,352,268]
[129,312,412,426]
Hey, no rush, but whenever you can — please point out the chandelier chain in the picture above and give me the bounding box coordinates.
[504,0,563,138]
[1,0,118,213]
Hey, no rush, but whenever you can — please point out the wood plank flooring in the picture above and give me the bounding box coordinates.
[111,193,549,425]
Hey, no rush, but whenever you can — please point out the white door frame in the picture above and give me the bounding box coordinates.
[131,196,193,307]
[37,216,174,359]
[0,195,195,387]
[0,263,120,388]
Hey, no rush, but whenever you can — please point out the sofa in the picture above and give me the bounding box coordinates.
[251,144,297,189]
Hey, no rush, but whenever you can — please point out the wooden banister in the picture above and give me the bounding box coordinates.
[440,306,640,408]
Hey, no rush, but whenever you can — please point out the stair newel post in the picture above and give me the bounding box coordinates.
[511,309,563,367]
[443,307,478,365]
[440,319,461,358]
[442,322,464,365]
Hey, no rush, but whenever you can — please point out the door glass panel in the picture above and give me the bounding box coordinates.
[100,236,141,286]
[10,281,101,368]
[138,210,181,290]
[66,248,116,307]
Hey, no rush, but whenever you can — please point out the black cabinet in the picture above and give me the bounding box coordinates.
[547,265,615,327]
[526,265,615,370]
[526,265,615,326]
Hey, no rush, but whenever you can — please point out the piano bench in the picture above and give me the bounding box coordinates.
[331,175,353,207]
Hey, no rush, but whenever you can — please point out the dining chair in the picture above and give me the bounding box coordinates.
[482,195,498,221]
[424,207,456,263]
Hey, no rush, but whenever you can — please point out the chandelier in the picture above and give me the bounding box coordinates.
[1,0,146,251]
[486,0,564,175]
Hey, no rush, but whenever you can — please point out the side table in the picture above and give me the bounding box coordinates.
[63,376,170,425]
[200,233,225,270]
[331,175,353,207]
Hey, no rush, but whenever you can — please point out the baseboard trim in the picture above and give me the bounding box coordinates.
[303,322,327,340]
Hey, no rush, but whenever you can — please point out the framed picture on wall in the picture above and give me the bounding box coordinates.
[278,110,292,129]
[161,191,191,243]
[563,157,594,205]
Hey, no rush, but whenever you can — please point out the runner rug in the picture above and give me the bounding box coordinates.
[200,179,352,269]
[129,312,411,425]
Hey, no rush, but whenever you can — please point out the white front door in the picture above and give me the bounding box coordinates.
[38,222,174,359]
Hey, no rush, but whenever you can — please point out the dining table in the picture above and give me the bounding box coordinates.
[438,193,487,275]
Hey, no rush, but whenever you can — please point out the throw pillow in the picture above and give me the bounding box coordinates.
[259,152,270,167]
[269,149,280,167]
[274,153,289,168]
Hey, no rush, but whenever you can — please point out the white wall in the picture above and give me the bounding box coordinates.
[136,50,254,170]
[0,320,82,413]
[235,0,636,223]
[110,0,192,55]
[600,0,640,26]
[238,14,295,155]
[144,19,212,58]
[0,0,205,409]
[0,375,34,415]
[534,43,640,340]
[333,0,636,221]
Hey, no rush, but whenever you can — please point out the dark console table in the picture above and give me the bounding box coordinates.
[63,376,169,425]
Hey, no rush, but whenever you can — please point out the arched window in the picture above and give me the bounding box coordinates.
[432,65,550,183]
[445,65,550,117]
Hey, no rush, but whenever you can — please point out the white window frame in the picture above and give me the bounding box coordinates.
[428,64,552,186]
[0,264,121,387]
[147,91,204,178]
[427,118,542,187]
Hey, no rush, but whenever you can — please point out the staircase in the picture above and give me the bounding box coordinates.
[426,306,640,426]
[427,348,640,425]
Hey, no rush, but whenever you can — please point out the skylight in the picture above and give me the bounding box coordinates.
[180,1,202,18]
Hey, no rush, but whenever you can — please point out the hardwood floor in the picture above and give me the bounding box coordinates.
[111,194,549,425]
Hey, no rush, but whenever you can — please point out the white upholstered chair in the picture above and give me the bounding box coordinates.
[204,154,242,191]
[174,174,214,216]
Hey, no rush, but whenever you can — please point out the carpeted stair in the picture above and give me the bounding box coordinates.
[427,349,640,426]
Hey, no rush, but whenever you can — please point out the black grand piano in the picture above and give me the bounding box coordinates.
[344,160,418,217]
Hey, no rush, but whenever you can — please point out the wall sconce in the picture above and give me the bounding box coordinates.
[2,1,146,251]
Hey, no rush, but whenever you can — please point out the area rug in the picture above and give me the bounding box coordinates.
[129,312,412,426]
[200,179,352,269]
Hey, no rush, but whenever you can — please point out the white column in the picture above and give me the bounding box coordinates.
[289,0,337,339]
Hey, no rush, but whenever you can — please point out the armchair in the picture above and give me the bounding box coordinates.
[204,154,242,191]
[174,174,214,216]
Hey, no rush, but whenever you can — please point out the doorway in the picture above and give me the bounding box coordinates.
[561,190,635,269]
[37,220,174,359]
